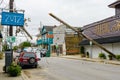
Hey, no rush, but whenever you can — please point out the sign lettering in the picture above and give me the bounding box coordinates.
[1,12,24,26]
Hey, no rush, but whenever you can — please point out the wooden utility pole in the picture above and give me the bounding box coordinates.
[9,0,14,36]
[49,13,116,58]
[9,0,14,64]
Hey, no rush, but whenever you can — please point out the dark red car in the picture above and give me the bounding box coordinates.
[18,52,39,68]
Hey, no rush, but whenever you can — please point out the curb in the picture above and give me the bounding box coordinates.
[60,56,120,65]
[21,71,30,80]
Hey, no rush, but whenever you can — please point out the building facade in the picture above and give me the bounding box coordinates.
[52,25,66,55]
[80,0,120,59]
[52,25,81,55]
[36,26,54,57]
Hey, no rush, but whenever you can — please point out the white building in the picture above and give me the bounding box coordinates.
[80,0,120,59]
[52,25,66,55]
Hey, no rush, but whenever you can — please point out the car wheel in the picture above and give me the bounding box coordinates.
[28,57,36,64]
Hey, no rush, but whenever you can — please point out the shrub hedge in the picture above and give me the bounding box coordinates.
[99,53,106,59]
[8,62,22,77]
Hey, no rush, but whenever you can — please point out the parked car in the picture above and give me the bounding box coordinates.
[40,49,47,57]
[18,52,39,68]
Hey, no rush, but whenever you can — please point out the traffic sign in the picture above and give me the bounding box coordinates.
[7,36,16,43]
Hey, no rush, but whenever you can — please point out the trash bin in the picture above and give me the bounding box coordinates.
[4,49,13,73]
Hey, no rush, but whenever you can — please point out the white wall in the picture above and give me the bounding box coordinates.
[113,43,120,55]
[84,42,120,59]
[53,25,66,44]
[52,25,66,55]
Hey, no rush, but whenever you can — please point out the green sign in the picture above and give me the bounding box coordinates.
[7,36,16,43]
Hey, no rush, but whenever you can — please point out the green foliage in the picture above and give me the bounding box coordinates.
[99,53,106,59]
[0,52,3,59]
[108,54,113,60]
[13,46,18,51]
[19,41,31,50]
[2,44,9,51]
[8,63,22,77]
[116,55,120,61]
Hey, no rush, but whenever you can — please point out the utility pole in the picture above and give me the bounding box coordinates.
[9,0,14,36]
[9,0,14,64]
[49,13,116,59]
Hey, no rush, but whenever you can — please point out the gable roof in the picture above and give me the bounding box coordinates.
[43,26,54,32]
[109,0,120,8]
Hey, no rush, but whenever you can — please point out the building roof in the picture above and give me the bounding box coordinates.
[81,15,115,30]
[108,0,120,8]
[43,26,55,32]
[80,36,120,45]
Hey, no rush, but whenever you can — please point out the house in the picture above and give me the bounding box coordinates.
[36,25,54,57]
[52,25,81,55]
[51,25,66,55]
[80,0,120,58]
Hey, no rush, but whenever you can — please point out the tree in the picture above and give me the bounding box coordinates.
[19,41,31,50]
[2,44,9,51]
[13,46,19,51]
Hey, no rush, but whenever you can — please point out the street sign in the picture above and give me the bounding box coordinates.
[1,12,24,26]
[7,36,16,43]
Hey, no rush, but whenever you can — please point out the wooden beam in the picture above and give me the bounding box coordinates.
[49,13,116,58]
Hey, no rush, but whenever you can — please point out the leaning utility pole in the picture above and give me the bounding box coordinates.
[49,13,116,59]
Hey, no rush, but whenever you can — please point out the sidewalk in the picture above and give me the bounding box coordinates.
[0,58,29,80]
[60,55,120,65]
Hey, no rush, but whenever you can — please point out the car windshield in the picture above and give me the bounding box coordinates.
[23,53,35,58]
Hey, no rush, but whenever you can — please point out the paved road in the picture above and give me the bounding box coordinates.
[24,57,120,80]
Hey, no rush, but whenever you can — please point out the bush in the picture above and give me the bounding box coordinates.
[99,53,106,59]
[8,62,22,77]
[0,52,3,59]
[116,55,120,61]
[108,54,113,60]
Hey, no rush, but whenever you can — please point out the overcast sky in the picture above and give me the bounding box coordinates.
[15,0,115,26]
[0,0,117,43]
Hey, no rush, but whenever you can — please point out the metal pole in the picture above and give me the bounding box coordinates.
[49,13,116,59]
